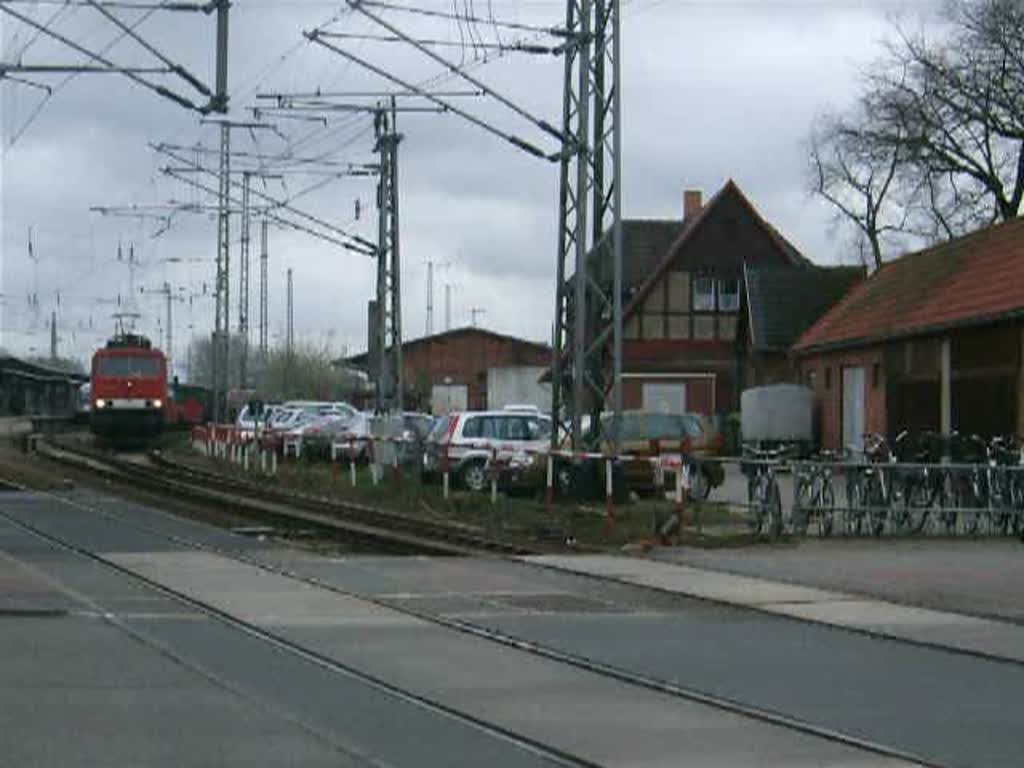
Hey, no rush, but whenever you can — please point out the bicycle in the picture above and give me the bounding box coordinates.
[742,444,790,537]
[893,430,948,534]
[792,450,838,536]
[846,433,904,536]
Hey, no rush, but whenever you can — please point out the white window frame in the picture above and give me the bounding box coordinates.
[718,278,740,312]
[693,276,715,311]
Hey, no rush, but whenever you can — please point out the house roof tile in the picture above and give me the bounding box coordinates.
[745,264,865,352]
[793,217,1024,353]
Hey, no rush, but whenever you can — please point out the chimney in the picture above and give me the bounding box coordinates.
[683,189,703,220]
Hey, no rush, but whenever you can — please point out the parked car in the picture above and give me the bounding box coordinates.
[261,407,318,453]
[422,410,552,492]
[331,412,435,465]
[293,413,361,460]
[597,411,725,499]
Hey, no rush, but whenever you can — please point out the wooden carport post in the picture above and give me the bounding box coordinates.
[1017,325,1024,438]
[940,337,952,438]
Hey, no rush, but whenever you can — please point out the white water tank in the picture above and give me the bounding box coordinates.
[741,384,814,442]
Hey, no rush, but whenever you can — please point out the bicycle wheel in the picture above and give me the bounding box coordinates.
[793,475,812,536]
[768,478,783,538]
[747,475,764,533]
[905,476,934,534]
[845,476,864,535]
[988,469,1010,535]
[819,481,836,537]
[939,471,959,535]
[866,473,887,537]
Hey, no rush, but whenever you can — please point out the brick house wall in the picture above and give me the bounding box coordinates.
[350,329,550,412]
[798,346,886,450]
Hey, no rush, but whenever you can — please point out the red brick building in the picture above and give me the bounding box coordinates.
[345,327,550,413]
[793,218,1024,451]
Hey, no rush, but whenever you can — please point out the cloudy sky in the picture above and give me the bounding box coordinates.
[0,0,942,376]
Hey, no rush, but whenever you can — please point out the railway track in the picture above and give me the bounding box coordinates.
[37,436,536,557]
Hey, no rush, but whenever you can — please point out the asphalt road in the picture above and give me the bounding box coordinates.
[655,538,1024,622]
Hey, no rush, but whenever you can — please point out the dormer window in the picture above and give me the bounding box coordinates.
[693,277,715,311]
[718,279,740,312]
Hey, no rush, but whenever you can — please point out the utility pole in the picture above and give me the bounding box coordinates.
[444,283,452,332]
[425,259,434,336]
[550,0,624,453]
[259,218,269,361]
[140,282,188,378]
[238,171,251,389]
[469,307,486,328]
[373,98,403,412]
[285,267,294,393]
[211,0,230,421]
[49,310,57,360]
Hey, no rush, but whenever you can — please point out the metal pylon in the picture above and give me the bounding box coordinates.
[213,122,231,420]
[238,171,251,388]
[259,218,268,360]
[374,98,403,413]
[550,0,623,453]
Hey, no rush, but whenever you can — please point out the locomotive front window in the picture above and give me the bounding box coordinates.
[98,356,162,377]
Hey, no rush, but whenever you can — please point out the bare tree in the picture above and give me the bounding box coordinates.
[809,111,913,269]
[810,0,1024,262]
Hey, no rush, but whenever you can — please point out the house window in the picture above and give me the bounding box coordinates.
[719,315,737,341]
[693,276,715,311]
[718,279,740,312]
[872,363,881,389]
[825,366,832,390]
[806,369,817,389]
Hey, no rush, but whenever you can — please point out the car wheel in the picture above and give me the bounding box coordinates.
[461,461,488,493]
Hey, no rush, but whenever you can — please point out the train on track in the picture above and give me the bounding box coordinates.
[88,332,212,441]
[90,333,168,440]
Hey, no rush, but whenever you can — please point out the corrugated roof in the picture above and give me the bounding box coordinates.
[745,265,865,351]
[793,217,1024,353]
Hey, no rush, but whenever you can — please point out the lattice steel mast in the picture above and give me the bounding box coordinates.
[550,0,623,453]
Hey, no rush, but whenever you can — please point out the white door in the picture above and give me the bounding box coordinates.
[642,382,687,414]
[431,384,468,415]
[842,367,866,452]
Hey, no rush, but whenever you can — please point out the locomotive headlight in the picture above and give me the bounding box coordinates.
[95,399,107,409]
[153,399,163,409]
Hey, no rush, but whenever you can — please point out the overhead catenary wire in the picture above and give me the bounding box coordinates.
[314,29,558,55]
[0,1,206,113]
[351,0,567,37]
[82,0,212,96]
[3,0,166,145]
[305,30,554,161]
[162,168,369,254]
[341,0,565,142]
[157,143,377,253]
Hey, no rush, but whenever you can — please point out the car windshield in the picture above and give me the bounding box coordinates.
[601,413,691,442]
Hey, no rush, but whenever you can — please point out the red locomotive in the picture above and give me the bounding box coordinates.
[90,333,167,439]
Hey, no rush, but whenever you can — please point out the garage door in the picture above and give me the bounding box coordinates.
[431,384,468,415]
[642,382,687,414]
